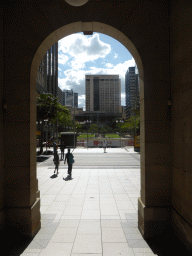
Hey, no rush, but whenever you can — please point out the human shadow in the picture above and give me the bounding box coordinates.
[63,175,73,181]
[50,173,58,179]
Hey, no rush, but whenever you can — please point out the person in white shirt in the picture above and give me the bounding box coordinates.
[103,140,107,153]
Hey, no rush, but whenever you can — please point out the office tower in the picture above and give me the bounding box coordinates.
[57,86,64,105]
[47,42,58,97]
[85,75,121,114]
[36,55,47,95]
[36,42,58,97]
[63,89,78,108]
[125,67,139,119]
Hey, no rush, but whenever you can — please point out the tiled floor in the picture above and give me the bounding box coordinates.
[21,148,156,255]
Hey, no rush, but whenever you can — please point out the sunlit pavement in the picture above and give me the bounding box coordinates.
[21,147,156,256]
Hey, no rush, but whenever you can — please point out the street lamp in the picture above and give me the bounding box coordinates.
[44,119,48,153]
[116,120,124,147]
[84,120,92,149]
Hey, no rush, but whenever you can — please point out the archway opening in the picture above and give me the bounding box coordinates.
[32,21,144,159]
[31,22,144,246]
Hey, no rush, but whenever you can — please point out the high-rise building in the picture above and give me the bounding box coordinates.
[57,86,63,105]
[125,67,139,119]
[63,89,78,108]
[36,42,58,98]
[47,42,58,98]
[85,75,121,114]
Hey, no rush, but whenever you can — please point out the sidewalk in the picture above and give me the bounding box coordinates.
[21,147,155,256]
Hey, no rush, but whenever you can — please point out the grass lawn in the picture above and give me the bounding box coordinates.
[78,134,95,139]
[78,133,120,139]
[105,134,120,138]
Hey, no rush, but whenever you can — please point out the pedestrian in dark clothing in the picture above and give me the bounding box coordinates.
[60,143,65,160]
[64,149,74,178]
[53,151,60,175]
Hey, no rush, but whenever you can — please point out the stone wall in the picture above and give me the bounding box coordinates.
[170,0,192,250]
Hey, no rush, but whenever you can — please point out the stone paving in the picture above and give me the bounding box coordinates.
[21,147,156,255]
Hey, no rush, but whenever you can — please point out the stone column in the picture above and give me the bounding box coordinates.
[138,49,172,237]
[2,48,41,237]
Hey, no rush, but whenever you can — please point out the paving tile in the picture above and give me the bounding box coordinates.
[101,220,122,228]
[101,215,121,219]
[71,254,102,256]
[21,253,41,256]
[67,197,84,206]
[121,221,138,228]
[21,248,42,255]
[125,233,143,240]
[103,242,135,256]
[122,227,141,234]
[133,248,155,255]
[77,220,101,234]
[38,222,59,234]
[72,234,102,254]
[81,209,101,219]
[114,194,130,200]
[55,195,70,201]
[134,253,156,256]
[102,228,127,242]
[39,243,73,256]
[127,239,150,248]
[63,205,83,216]
[61,215,81,220]
[58,219,80,228]
[83,200,100,209]
[50,228,77,242]
[34,233,53,241]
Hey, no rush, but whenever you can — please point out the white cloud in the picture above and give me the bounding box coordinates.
[58,33,136,109]
[59,33,111,70]
[105,63,113,68]
[58,54,69,65]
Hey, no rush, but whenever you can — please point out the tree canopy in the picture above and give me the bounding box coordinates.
[36,93,71,125]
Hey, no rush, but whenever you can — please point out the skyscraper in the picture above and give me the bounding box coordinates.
[36,42,58,97]
[85,75,121,114]
[63,89,78,108]
[125,67,139,119]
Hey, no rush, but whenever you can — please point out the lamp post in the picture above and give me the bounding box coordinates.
[116,120,124,147]
[44,119,48,154]
[84,120,92,149]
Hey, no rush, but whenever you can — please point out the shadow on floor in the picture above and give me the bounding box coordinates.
[145,228,192,255]
[36,156,50,162]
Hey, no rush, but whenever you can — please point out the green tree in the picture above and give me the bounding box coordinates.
[36,93,71,153]
[89,124,98,133]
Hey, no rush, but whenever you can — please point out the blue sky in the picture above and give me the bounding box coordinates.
[58,32,136,110]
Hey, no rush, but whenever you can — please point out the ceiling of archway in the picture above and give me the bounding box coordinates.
[65,0,89,6]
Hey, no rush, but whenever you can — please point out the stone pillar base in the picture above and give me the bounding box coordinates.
[138,197,171,238]
[172,208,192,253]
[0,208,5,231]
[5,198,41,238]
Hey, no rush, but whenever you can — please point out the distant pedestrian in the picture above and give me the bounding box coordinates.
[60,142,65,160]
[53,141,57,156]
[64,149,74,178]
[103,140,107,153]
[53,151,60,175]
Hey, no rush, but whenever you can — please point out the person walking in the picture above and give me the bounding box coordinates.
[64,148,74,178]
[60,143,65,160]
[103,140,107,153]
[53,151,60,175]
